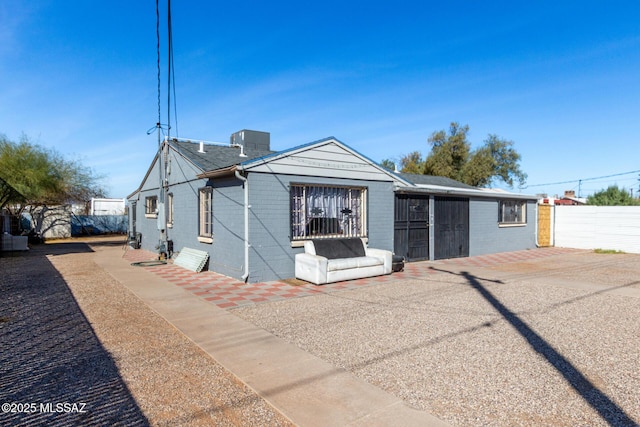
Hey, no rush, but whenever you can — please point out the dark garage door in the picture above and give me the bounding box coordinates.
[394,194,429,261]
[434,196,469,260]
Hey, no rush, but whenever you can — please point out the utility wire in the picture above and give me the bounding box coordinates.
[168,0,179,137]
[523,170,640,189]
[167,0,172,139]
[155,0,161,133]
[148,0,176,138]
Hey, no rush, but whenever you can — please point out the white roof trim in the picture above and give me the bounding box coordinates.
[396,183,537,199]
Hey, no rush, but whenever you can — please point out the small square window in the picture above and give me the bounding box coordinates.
[499,200,526,225]
[145,196,158,218]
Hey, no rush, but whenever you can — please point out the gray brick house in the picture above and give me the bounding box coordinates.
[127,130,538,283]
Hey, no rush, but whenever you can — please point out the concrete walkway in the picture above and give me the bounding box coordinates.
[95,245,450,426]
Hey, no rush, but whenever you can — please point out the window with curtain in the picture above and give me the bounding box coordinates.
[290,184,367,240]
[499,199,526,224]
[199,187,213,241]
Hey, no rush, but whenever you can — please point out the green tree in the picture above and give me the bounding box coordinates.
[414,122,527,188]
[459,145,495,187]
[423,122,470,179]
[379,158,396,172]
[399,151,425,174]
[462,134,527,187]
[0,134,105,235]
[587,185,640,206]
[0,176,25,210]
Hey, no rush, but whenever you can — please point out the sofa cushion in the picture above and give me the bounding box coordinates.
[312,238,365,259]
[327,256,382,272]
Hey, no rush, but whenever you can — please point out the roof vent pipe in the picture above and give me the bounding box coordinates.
[198,141,205,153]
[230,142,248,157]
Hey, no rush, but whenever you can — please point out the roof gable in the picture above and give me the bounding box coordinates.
[239,137,411,184]
[128,138,276,198]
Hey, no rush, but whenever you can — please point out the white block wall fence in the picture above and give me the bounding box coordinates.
[553,205,640,253]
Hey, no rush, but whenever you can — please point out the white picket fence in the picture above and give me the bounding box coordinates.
[553,205,640,253]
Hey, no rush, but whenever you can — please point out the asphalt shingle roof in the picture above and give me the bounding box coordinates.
[398,172,477,189]
[169,139,478,192]
[170,140,275,171]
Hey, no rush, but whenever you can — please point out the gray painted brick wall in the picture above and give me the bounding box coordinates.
[166,180,206,255]
[129,147,537,283]
[469,198,537,256]
[128,150,212,257]
[128,147,395,283]
[209,177,245,278]
[128,157,161,254]
[244,173,395,282]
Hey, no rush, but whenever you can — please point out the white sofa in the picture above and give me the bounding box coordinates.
[295,238,392,285]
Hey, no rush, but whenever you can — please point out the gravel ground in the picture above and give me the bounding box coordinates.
[3,238,638,426]
[0,238,293,427]
[233,251,640,426]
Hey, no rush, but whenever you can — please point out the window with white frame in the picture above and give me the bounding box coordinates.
[198,187,213,241]
[145,196,158,218]
[290,184,367,240]
[167,193,174,227]
[499,199,526,225]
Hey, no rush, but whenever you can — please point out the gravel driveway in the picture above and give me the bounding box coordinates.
[2,238,639,426]
[233,251,640,426]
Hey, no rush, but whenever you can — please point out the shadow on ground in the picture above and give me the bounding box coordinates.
[0,245,149,426]
[432,266,637,427]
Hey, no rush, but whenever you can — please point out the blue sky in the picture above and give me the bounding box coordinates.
[1,1,639,198]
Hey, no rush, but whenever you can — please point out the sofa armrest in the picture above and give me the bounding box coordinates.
[295,253,329,285]
[365,248,393,274]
